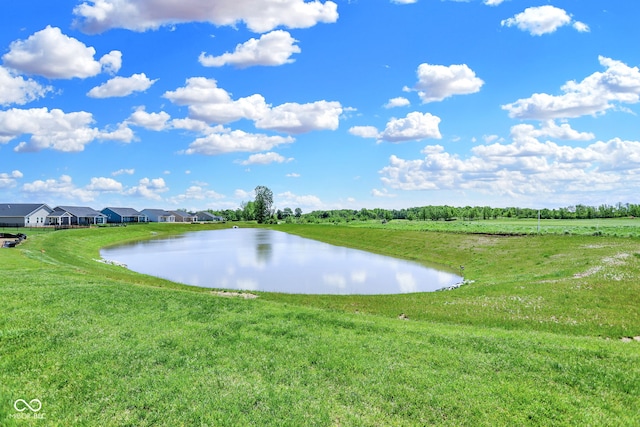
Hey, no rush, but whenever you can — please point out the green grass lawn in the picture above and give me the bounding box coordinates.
[334,217,640,237]
[1,223,639,426]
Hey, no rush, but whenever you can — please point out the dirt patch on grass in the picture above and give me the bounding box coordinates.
[211,291,258,299]
[573,266,603,279]
[455,235,504,250]
[573,252,631,279]
[581,244,608,249]
[602,253,630,265]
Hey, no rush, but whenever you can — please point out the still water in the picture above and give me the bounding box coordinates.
[100,228,462,295]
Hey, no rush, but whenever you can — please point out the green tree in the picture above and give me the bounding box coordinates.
[241,201,255,221]
[254,185,273,224]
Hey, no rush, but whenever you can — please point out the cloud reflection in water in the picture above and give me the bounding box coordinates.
[101,229,462,295]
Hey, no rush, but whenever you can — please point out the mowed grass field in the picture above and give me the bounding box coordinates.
[332,217,640,238]
[1,222,639,426]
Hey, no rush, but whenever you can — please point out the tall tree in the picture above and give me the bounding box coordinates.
[254,185,273,224]
[241,201,255,221]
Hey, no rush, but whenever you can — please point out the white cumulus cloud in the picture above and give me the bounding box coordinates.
[171,118,223,134]
[349,126,380,139]
[22,175,98,202]
[380,112,442,142]
[189,93,270,124]
[0,108,98,152]
[0,170,23,188]
[503,56,640,120]
[572,21,590,33]
[168,185,225,205]
[164,77,343,133]
[484,0,506,6]
[184,130,294,155]
[99,122,135,143]
[126,107,171,131]
[384,97,410,109]
[0,107,133,152]
[509,121,595,143]
[349,112,442,143]
[379,131,640,203]
[164,77,233,105]
[73,0,338,34]
[239,152,294,165]
[255,100,343,134]
[371,188,396,198]
[234,189,253,199]
[276,191,323,210]
[164,77,269,124]
[112,168,135,176]
[199,30,300,68]
[125,177,169,200]
[413,63,484,103]
[501,5,588,36]
[99,50,123,74]
[87,73,157,98]
[2,26,121,79]
[0,67,51,106]
[86,177,124,192]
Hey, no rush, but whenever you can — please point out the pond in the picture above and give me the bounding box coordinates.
[100,228,462,295]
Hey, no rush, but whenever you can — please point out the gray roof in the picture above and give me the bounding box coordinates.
[197,211,223,220]
[197,211,216,218]
[171,210,196,219]
[51,206,106,218]
[141,209,174,216]
[103,207,144,216]
[0,203,52,217]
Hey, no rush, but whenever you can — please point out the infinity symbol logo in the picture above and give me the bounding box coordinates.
[14,399,42,412]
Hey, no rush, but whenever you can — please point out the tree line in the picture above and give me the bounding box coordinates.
[201,186,301,223]
[205,201,640,224]
[300,203,640,223]
[199,186,640,223]
[204,203,302,223]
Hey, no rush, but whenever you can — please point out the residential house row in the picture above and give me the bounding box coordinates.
[0,204,225,227]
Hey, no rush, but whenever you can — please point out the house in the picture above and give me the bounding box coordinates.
[171,210,198,223]
[101,207,148,224]
[141,209,175,223]
[0,203,53,227]
[47,206,107,226]
[196,211,225,222]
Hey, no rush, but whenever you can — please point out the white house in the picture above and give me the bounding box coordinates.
[171,210,198,223]
[0,203,53,227]
[47,206,107,226]
[141,209,175,223]
[196,211,225,222]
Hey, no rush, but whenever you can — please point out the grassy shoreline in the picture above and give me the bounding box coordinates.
[1,223,639,425]
[265,223,640,338]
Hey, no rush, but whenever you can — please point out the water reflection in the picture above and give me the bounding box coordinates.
[396,272,418,293]
[254,229,273,265]
[100,228,462,295]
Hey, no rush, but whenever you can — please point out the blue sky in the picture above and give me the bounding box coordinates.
[1,0,639,213]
